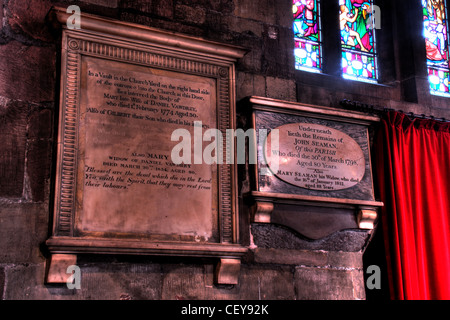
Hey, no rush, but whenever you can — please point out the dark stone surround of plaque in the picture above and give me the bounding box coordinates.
[240,96,383,240]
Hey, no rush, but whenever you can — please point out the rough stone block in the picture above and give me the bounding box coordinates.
[236,72,254,101]
[160,262,295,300]
[82,0,119,8]
[228,15,263,37]
[294,266,366,300]
[154,0,175,18]
[236,38,263,73]
[265,76,296,101]
[238,265,295,300]
[233,0,276,25]
[203,10,231,40]
[0,3,3,34]
[26,139,52,202]
[275,0,295,28]
[236,72,265,101]
[5,261,162,299]
[7,0,54,42]
[120,0,173,18]
[0,97,28,198]
[0,266,4,300]
[297,85,336,108]
[3,263,50,299]
[120,0,151,12]
[253,74,266,97]
[76,262,162,300]
[261,26,295,78]
[27,108,53,140]
[176,0,234,14]
[428,104,450,120]
[0,41,55,103]
[175,4,207,25]
[253,248,328,266]
[0,203,48,264]
[327,251,364,269]
[252,248,364,270]
[120,12,204,37]
[161,264,208,300]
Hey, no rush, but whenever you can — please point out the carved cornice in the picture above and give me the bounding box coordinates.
[49,6,247,61]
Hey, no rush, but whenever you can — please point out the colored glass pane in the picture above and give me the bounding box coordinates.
[293,0,322,73]
[339,0,378,83]
[422,0,450,97]
[428,68,450,96]
[342,51,377,80]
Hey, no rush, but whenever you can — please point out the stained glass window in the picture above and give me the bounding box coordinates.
[293,0,322,73]
[422,0,450,97]
[340,0,378,83]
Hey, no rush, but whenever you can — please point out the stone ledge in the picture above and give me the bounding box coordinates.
[252,248,363,269]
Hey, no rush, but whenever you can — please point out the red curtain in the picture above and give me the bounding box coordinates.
[375,111,450,300]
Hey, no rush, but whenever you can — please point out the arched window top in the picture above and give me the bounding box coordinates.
[423,0,450,97]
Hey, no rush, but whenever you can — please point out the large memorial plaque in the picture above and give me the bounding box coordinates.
[46,8,247,284]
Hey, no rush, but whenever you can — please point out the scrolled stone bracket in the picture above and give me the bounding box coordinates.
[357,207,378,230]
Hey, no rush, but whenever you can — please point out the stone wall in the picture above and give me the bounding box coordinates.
[0,0,443,300]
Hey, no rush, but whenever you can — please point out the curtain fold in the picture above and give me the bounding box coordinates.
[375,111,450,300]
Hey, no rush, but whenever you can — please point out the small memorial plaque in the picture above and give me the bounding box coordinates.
[265,123,366,191]
[247,97,380,203]
[244,96,383,239]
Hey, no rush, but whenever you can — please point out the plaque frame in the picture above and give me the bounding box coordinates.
[45,7,247,284]
[241,96,383,239]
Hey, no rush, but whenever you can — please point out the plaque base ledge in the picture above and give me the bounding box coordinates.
[45,238,246,285]
[249,191,384,208]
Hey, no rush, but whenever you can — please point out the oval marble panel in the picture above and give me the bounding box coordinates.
[264,123,365,191]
